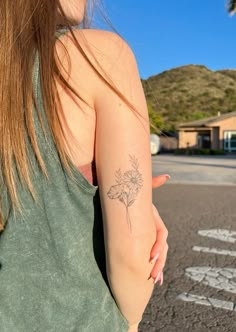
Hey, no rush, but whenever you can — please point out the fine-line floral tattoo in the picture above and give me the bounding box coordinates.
[107,155,143,232]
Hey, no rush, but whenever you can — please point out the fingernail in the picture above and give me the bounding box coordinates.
[158,272,163,286]
[150,253,160,264]
[161,174,171,179]
[154,272,161,284]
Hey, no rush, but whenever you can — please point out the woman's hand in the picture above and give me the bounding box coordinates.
[149,175,170,285]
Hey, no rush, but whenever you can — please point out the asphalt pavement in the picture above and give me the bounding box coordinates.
[152,154,236,186]
[139,154,236,332]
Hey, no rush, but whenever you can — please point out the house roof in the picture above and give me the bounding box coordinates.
[178,111,236,129]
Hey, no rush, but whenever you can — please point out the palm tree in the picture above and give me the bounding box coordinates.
[228,0,236,15]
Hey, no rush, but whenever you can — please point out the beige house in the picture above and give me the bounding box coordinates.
[178,111,236,152]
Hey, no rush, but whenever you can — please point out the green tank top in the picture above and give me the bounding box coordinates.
[0,30,129,332]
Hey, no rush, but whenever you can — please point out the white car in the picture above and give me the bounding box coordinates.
[150,134,160,155]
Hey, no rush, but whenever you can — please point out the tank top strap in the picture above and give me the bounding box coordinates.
[55,26,80,39]
[55,27,69,39]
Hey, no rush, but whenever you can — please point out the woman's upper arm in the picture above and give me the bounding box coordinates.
[92,31,156,261]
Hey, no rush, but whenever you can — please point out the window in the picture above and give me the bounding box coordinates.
[224,131,236,151]
[197,132,211,149]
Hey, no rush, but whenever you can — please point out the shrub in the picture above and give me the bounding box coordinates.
[210,149,225,155]
[175,148,225,155]
[174,148,187,155]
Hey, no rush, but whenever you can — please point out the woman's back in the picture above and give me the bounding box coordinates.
[0,28,128,332]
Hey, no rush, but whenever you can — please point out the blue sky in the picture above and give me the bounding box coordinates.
[100,0,236,79]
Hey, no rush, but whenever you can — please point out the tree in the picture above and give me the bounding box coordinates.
[228,0,236,14]
[147,103,163,134]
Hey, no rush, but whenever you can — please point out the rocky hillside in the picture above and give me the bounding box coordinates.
[142,65,236,131]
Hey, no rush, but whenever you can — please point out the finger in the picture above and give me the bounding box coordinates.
[152,204,164,227]
[149,204,168,262]
[150,225,168,263]
[152,174,170,189]
[150,243,168,281]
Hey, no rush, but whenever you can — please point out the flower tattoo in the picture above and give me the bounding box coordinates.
[107,155,143,231]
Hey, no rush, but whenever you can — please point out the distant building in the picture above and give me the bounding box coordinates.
[159,132,178,152]
[178,111,236,152]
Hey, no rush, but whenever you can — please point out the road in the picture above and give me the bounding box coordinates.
[152,154,236,186]
[139,155,236,332]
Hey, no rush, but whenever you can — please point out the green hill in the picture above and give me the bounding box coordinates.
[142,65,236,131]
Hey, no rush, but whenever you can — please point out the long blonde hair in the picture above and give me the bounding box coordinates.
[0,0,134,230]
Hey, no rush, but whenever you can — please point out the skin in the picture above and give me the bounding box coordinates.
[58,1,168,285]
[128,175,169,332]
[150,175,170,282]
[59,0,87,25]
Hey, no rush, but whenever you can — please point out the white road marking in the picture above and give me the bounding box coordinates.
[177,229,236,312]
[177,293,236,311]
[192,246,236,257]
[185,267,236,294]
[198,229,236,243]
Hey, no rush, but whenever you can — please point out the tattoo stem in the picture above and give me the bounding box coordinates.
[126,207,132,232]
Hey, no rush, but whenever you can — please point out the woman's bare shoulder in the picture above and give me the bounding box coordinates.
[71,29,136,71]
[56,28,139,104]
[74,28,130,53]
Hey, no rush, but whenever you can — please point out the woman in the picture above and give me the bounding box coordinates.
[0,1,168,331]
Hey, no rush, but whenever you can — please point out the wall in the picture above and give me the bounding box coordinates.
[211,116,236,149]
[178,130,197,149]
[160,136,178,151]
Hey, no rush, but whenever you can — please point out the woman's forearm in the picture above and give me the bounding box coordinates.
[106,237,155,326]
[109,270,154,326]
[128,322,139,332]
